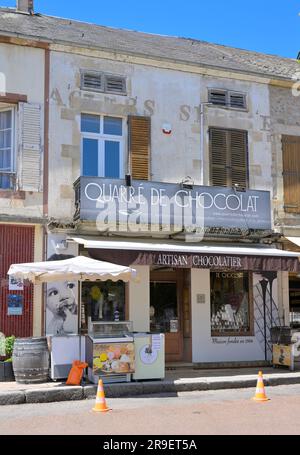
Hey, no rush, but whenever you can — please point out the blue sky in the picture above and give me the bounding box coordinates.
[2,0,300,59]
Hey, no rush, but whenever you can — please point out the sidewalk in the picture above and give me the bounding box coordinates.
[1,366,300,406]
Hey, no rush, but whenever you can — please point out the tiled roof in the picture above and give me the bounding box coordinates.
[0,8,298,80]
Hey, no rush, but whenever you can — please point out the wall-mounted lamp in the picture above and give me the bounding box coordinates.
[233,183,246,193]
[181,176,194,190]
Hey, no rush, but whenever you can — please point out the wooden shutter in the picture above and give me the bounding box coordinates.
[210,128,228,186]
[230,130,248,188]
[18,103,43,192]
[282,135,300,213]
[210,128,248,187]
[128,116,151,180]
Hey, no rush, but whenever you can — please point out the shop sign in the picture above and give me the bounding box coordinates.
[211,337,254,345]
[79,177,271,232]
[272,344,293,368]
[155,254,243,268]
[150,252,299,272]
[92,249,300,272]
[170,319,179,333]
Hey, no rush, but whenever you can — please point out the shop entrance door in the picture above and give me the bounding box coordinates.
[150,270,183,362]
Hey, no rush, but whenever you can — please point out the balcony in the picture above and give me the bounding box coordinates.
[73,176,272,237]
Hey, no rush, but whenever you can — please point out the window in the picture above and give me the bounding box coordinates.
[81,114,123,179]
[208,89,247,109]
[0,109,14,189]
[209,127,248,188]
[81,281,126,327]
[211,271,253,336]
[81,71,126,95]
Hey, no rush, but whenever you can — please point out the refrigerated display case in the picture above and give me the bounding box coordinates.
[86,321,134,384]
[48,335,85,380]
[132,333,165,380]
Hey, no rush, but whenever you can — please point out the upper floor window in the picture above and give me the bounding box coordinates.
[81,71,127,96]
[0,108,15,190]
[208,89,247,110]
[209,127,248,188]
[81,114,124,179]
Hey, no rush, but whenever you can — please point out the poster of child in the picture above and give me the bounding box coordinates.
[46,254,78,336]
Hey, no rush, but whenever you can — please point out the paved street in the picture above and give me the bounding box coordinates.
[1,384,300,435]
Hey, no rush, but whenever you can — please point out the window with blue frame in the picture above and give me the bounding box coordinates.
[0,109,14,190]
[81,114,123,179]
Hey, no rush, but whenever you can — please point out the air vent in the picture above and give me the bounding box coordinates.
[208,90,227,106]
[105,75,126,95]
[230,92,246,109]
[208,89,247,109]
[81,71,126,95]
[81,71,104,92]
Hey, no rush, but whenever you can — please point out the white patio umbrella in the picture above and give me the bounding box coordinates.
[7,255,137,284]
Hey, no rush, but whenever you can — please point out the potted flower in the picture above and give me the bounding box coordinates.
[0,336,15,382]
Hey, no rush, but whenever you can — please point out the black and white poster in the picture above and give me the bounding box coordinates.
[45,236,79,336]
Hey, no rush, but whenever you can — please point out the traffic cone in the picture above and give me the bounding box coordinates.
[252,371,270,402]
[92,379,110,412]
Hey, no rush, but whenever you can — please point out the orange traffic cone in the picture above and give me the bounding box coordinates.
[92,379,110,412]
[252,371,270,402]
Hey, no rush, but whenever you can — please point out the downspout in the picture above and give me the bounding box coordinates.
[42,47,50,336]
[43,48,50,219]
[126,117,132,186]
[200,102,211,185]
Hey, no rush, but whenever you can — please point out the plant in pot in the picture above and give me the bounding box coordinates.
[0,336,16,382]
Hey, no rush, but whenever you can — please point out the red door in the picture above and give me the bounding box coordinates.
[0,224,34,337]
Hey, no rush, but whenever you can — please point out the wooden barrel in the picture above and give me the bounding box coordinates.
[12,337,50,384]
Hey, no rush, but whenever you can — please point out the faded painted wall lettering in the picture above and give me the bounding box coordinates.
[52,88,202,122]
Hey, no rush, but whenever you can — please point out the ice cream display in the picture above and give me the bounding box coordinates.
[86,321,135,384]
[92,343,135,375]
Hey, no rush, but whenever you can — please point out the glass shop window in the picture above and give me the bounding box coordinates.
[211,271,252,336]
[81,280,125,324]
